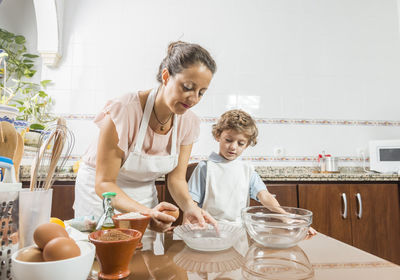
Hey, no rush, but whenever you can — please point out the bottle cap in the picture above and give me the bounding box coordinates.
[102,192,116,197]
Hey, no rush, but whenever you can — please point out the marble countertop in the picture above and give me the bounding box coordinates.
[20,165,400,182]
[87,231,399,280]
[254,166,400,182]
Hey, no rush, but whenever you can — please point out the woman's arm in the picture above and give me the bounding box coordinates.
[95,115,149,213]
[167,144,217,227]
[95,115,176,230]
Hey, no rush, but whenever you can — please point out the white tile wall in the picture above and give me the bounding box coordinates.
[2,0,400,165]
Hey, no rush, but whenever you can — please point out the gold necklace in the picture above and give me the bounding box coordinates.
[152,105,173,131]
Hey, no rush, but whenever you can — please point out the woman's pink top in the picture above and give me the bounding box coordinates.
[82,92,200,168]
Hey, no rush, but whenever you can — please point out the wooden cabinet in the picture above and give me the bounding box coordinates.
[250,183,298,207]
[299,183,400,264]
[50,181,75,221]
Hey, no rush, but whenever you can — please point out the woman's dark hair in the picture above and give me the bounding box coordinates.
[156,41,216,83]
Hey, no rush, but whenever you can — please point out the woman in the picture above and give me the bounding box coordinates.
[73,41,217,232]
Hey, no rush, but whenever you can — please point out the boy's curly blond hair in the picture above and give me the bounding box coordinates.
[212,110,258,146]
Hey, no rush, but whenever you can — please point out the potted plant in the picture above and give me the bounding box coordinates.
[0,49,19,123]
[0,28,56,132]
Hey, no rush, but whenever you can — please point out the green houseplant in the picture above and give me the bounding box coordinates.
[0,27,55,130]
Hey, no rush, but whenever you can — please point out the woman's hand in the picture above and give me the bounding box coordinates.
[182,203,218,229]
[145,202,178,232]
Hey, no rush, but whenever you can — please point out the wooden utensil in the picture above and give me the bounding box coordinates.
[44,118,67,190]
[29,131,56,191]
[0,121,17,160]
[12,132,24,181]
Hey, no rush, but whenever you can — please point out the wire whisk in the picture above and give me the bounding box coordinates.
[29,118,75,191]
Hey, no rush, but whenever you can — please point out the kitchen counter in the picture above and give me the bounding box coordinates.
[87,230,400,280]
[255,166,400,182]
[20,165,400,182]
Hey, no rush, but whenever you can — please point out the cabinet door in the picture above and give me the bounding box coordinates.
[299,184,353,245]
[350,184,400,264]
[268,184,298,207]
[249,184,298,207]
[51,182,75,221]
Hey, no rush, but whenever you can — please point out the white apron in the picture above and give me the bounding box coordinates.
[74,88,179,220]
[202,159,253,223]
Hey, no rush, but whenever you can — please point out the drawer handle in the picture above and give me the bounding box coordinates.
[341,193,347,219]
[356,193,362,219]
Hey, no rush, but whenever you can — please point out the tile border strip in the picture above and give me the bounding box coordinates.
[190,155,367,162]
[312,261,397,269]
[60,114,400,127]
[23,150,367,163]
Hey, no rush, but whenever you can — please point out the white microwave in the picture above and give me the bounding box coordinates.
[369,140,400,173]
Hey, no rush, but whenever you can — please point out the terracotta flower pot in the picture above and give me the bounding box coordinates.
[89,229,142,280]
[112,213,151,249]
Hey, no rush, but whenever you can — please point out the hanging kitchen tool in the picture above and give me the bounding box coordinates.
[29,118,75,191]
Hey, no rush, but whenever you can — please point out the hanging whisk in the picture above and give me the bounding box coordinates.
[30,118,75,191]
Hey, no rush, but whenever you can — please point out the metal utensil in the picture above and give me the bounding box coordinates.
[29,118,75,191]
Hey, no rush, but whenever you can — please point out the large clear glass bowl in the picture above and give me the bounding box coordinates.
[241,206,312,249]
[242,243,314,280]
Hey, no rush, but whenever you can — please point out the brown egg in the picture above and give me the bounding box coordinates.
[162,209,179,219]
[16,247,44,262]
[33,223,69,249]
[43,237,80,261]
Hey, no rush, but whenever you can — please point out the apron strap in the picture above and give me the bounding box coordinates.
[134,88,178,156]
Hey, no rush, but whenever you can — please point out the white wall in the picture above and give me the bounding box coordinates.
[2,0,400,166]
[0,0,40,78]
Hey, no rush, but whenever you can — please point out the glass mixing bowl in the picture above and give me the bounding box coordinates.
[242,243,314,280]
[174,223,243,252]
[241,206,312,249]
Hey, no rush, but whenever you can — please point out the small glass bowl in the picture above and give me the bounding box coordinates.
[242,243,314,280]
[174,223,243,252]
[241,206,312,249]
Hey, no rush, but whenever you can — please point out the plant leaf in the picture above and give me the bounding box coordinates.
[40,80,51,87]
[22,53,39,58]
[29,123,45,130]
[14,35,26,44]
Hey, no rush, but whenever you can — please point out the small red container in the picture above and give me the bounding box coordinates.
[112,213,151,249]
[89,228,141,280]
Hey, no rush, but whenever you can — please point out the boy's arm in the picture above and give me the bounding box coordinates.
[187,161,207,207]
[250,171,285,212]
[252,173,318,236]
[257,189,282,209]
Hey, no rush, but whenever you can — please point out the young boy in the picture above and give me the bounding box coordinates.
[188,109,282,223]
[188,110,317,236]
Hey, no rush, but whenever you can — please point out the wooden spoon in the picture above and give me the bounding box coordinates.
[44,118,67,190]
[0,121,17,160]
[30,131,55,191]
[12,132,24,181]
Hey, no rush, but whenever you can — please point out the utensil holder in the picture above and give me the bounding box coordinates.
[19,189,53,249]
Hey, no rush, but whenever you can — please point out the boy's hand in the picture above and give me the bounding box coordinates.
[304,227,317,240]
